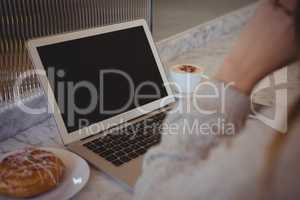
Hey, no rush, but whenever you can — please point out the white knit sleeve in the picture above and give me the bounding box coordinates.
[134,80,250,200]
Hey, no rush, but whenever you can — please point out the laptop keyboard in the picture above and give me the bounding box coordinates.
[83,112,166,166]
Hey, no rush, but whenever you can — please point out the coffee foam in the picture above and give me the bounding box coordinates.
[169,64,205,94]
[171,64,203,74]
[172,64,203,74]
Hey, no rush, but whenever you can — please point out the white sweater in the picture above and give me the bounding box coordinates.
[134,80,300,200]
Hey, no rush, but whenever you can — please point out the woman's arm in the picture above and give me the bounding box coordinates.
[216,0,297,94]
[134,80,250,200]
[134,1,298,199]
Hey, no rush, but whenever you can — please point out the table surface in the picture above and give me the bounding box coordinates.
[0,30,249,200]
[4,3,296,200]
[0,35,240,200]
[0,6,260,200]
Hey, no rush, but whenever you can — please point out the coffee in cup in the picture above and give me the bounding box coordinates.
[169,64,206,94]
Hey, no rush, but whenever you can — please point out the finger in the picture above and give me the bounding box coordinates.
[275,0,298,15]
[279,0,298,11]
[260,0,296,17]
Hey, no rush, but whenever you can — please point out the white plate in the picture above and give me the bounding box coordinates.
[0,148,90,200]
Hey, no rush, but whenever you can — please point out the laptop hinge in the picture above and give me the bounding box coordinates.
[80,103,175,142]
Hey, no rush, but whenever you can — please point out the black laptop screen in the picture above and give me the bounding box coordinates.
[37,26,168,133]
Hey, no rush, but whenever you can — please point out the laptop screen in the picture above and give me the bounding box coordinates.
[37,26,168,133]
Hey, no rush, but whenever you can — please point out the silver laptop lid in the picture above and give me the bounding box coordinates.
[27,20,175,145]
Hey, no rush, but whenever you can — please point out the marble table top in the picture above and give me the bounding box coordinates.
[0,117,133,200]
[0,4,258,200]
[164,24,300,107]
[165,31,240,77]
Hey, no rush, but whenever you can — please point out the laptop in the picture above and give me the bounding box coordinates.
[27,20,176,187]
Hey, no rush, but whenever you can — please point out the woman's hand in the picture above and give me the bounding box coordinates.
[215,0,298,94]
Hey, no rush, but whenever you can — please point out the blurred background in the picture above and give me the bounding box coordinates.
[154,0,256,40]
[0,0,256,106]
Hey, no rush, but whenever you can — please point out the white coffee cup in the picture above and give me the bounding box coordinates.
[169,64,207,94]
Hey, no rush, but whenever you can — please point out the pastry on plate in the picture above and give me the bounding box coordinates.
[0,147,65,198]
